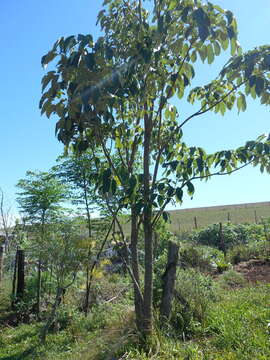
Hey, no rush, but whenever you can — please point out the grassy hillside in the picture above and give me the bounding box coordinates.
[168,201,270,234]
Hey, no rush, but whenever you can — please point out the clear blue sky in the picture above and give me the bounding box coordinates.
[0,0,269,215]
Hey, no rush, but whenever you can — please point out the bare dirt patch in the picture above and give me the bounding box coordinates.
[234,259,270,283]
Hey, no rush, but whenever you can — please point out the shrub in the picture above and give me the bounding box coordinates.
[192,223,265,252]
[179,245,228,273]
[169,269,217,338]
[228,240,270,264]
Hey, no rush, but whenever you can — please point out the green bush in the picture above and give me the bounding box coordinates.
[179,245,228,273]
[192,223,265,251]
[169,269,217,338]
[228,240,270,264]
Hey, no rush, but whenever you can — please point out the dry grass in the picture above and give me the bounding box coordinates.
[168,201,270,234]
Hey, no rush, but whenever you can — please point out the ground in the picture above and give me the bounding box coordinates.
[234,259,270,283]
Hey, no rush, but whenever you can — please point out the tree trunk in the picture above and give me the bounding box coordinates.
[40,286,63,343]
[83,178,92,315]
[36,257,42,317]
[0,245,4,284]
[11,248,18,309]
[142,103,153,336]
[16,249,25,301]
[130,208,143,329]
[83,266,91,315]
[160,241,179,319]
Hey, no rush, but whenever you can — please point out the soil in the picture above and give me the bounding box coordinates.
[234,259,270,283]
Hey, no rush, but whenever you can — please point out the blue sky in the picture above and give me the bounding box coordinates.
[0,0,269,215]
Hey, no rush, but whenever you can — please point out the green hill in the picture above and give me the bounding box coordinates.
[168,201,270,234]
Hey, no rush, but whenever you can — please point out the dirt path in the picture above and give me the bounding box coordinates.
[234,259,270,283]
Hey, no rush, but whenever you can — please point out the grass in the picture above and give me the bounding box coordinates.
[168,201,270,233]
[0,283,269,360]
[119,201,270,235]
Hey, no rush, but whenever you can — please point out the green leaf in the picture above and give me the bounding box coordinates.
[198,46,207,62]
[255,78,265,96]
[220,37,229,51]
[193,8,210,42]
[175,188,183,202]
[226,10,234,25]
[207,44,214,64]
[186,181,195,195]
[85,54,95,70]
[190,51,197,63]
[158,195,164,207]
[213,41,221,56]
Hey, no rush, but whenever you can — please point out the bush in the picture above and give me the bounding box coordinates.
[192,223,265,252]
[168,269,217,338]
[228,241,270,264]
[179,245,228,273]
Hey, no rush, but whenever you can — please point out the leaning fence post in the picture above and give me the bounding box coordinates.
[194,216,198,230]
[160,241,180,320]
[219,222,226,255]
[254,210,258,224]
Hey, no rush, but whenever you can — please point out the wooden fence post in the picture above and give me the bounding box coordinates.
[194,216,198,230]
[160,241,180,320]
[254,210,258,224]
[219,222,226,255]
[16,249,25,301]
[0,245,4,284]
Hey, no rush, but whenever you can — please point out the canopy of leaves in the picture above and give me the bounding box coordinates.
[16,171,67,224]
[40,0,270,221]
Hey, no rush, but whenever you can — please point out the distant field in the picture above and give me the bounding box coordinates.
[168,201,270,233]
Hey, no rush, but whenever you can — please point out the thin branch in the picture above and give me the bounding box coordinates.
[152,160,253,227]
[153,43,194,126]
[180,68,268,129]
[138,0,142,24]
[179,80,245,128]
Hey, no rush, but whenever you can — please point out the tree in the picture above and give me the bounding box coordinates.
[0,188,13,284]
[39,218,84,343]
[53,151,104,235]
[16,170,67,316]
[40,0,270,337]
[53,151,118,313]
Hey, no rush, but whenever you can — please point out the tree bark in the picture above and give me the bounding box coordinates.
[160,241,179,319]
[0,245,4,284]
[16,249,25,301]
[40,286,63,343]
[142,103,153,336]
[83,175,93,315]
[36,257,42,317]
[130,208,143,329]
[11,248,18,309]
